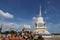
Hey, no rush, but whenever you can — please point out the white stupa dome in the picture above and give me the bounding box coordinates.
[37,17,44,23]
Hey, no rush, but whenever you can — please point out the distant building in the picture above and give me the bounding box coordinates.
[22,24,31,32]
[33,6,50,34]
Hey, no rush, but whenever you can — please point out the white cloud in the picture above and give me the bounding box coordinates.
[44,10,47,14]
[47,23,60,27]
[45,17,49,20]
[47,1,51,4]
[0,22,21,32]
[32,17,36,20]
[47,23,60,33]
[32,16,37,23]
[0,10,14,18]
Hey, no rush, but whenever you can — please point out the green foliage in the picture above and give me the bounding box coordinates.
[1,30,17,34]
[51,33,60,35]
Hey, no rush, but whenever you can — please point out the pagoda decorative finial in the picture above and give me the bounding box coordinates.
[39,5,42,17]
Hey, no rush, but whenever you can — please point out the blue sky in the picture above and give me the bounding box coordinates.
[0,0,60,33]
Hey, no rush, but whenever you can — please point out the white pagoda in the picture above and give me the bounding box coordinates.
[33,6,50,34]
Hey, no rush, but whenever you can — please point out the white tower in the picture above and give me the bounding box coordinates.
[33,6,50,34]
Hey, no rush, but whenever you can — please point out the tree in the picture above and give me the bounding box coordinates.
[10,30,17,34]
[3,31,9,35]
[0,25,2,34]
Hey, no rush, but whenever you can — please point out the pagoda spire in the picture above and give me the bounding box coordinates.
[39,5,42,17]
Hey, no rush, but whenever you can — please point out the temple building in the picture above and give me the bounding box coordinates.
[22,24,31,32]
[33,6,50,34]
